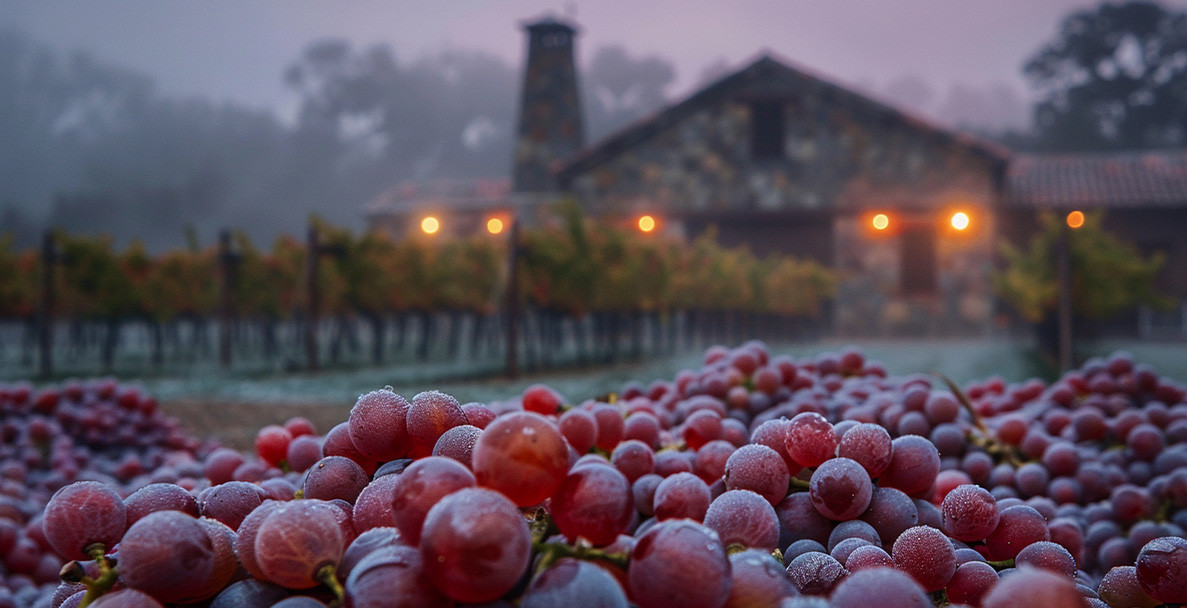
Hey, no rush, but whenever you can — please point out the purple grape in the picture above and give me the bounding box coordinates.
[628,519,731,608]
[702,489,780,551]
[809,457,872,521]
[830,566,930,607]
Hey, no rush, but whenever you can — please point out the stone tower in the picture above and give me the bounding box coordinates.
[512,18,585,193]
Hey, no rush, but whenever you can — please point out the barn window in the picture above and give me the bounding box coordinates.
[900,224,936,295]
[751,100,785,160]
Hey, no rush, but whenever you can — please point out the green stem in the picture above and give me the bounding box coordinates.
[76,544,119,608]
[987,558,1015,570]
[532,541,630,573]
[316,563,345,605]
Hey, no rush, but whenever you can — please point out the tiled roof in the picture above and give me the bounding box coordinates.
[1007,149,1187,208]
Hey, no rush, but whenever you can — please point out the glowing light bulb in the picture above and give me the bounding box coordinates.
[421,216,440,234]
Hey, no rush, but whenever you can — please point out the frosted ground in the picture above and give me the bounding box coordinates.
[136,337,1187,408]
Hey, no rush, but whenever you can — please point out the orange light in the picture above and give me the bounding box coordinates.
[420,216,440,235]
[871,213,890,231]
[950,211,970,231]
[486,217,504,235]
[637,214,657,233]
[1066,210,1085,229]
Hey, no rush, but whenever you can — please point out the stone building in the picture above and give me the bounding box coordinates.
[367,16,1187,337]
[528,19,1009,335]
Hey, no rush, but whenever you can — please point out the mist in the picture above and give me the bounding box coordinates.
[0,26,1026,253]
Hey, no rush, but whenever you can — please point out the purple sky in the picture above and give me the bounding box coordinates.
[8,0,1187,130]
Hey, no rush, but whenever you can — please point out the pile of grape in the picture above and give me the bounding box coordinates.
[4,341,1187,607]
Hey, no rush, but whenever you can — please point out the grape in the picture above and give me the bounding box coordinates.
[836,422,892,478]
[891,525,956,592]
[234,499,282,580]
[302,455,371,504]
[726,549,797,606]
[419,487,531,604]
[858,486,917,545]
[985,505,1050,560]
[405,390,468,456]
[285,434,324,473]
[1098,565,1160,608]
[830,566,930,608]
[693,440,735,484]
[723,444,790,506]
[551,463,634,546]
[431,424,481,468]
[89,589,165,607]
[703,489,780,551]
[348,389,411,461]
[628,519,731,608]
[683,409,724,450]
[344,545,450,608]
[784,412,836,469]
[1134,536,1187,602]
[559,408,599,454]
[389,456,476,544]
[204,448,247,485]
[775,492,832,549]
[254,500,345,589]
[193,517,240,602]
[521,384,564,416]
[945,560,999,606]
[42,481,126,560]
[200,480,267,529]
[320,421,380,475]
[116,510,216,603]
[461,402,497,429]
[270,597,326,607]
[472,411,569,506]
[750,419,795,472]
[828,519,881,552]
[878,435,940,498]
[351,473,401,533]
[123,482,200,527]
[843,544,894,571]
[1016,540,1077,577]
[611,439,656,483]
[654,450,695,476]
[255,424,292,468]
[208,578,290,608]
[653,471,712,521]
[520,558,629,608]
[339,526,405,581]
[809,457,872,521]
[632,473,663,517]
[591,403,626,452]
[284,416,317,437]
[981,565,1087,608]
[785,551,847,595]
[941,484,999,542]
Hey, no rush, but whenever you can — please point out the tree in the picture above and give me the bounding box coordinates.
[1024,1,1187,150]
[995,211,1168,359]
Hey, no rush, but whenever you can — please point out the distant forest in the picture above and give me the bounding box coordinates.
[0,27,1031,252]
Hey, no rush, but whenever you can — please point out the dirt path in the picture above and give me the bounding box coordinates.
[160,399,353,451]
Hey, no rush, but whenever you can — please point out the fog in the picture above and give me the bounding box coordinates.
[4,0,1179,250]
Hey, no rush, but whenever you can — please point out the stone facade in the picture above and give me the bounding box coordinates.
[557,56,1008,336]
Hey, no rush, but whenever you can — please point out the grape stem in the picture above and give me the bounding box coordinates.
[532,540,629,573]
[986,558,1015,570]
[936,374,1027,468]
[315,562,345,606]
[75,543,118,608]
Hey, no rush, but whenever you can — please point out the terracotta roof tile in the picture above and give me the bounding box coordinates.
[1007,149,1187,208]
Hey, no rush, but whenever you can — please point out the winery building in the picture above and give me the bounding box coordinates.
[367,17,1187,338]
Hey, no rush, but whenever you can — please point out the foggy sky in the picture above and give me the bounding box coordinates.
[10,0,1184,127]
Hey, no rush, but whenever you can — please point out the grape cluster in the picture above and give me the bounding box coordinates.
[5,342,1187,608]
[0,378,212,608]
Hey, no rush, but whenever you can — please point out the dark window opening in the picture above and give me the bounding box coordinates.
[901,224,936,295]
[751,100,785,160]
